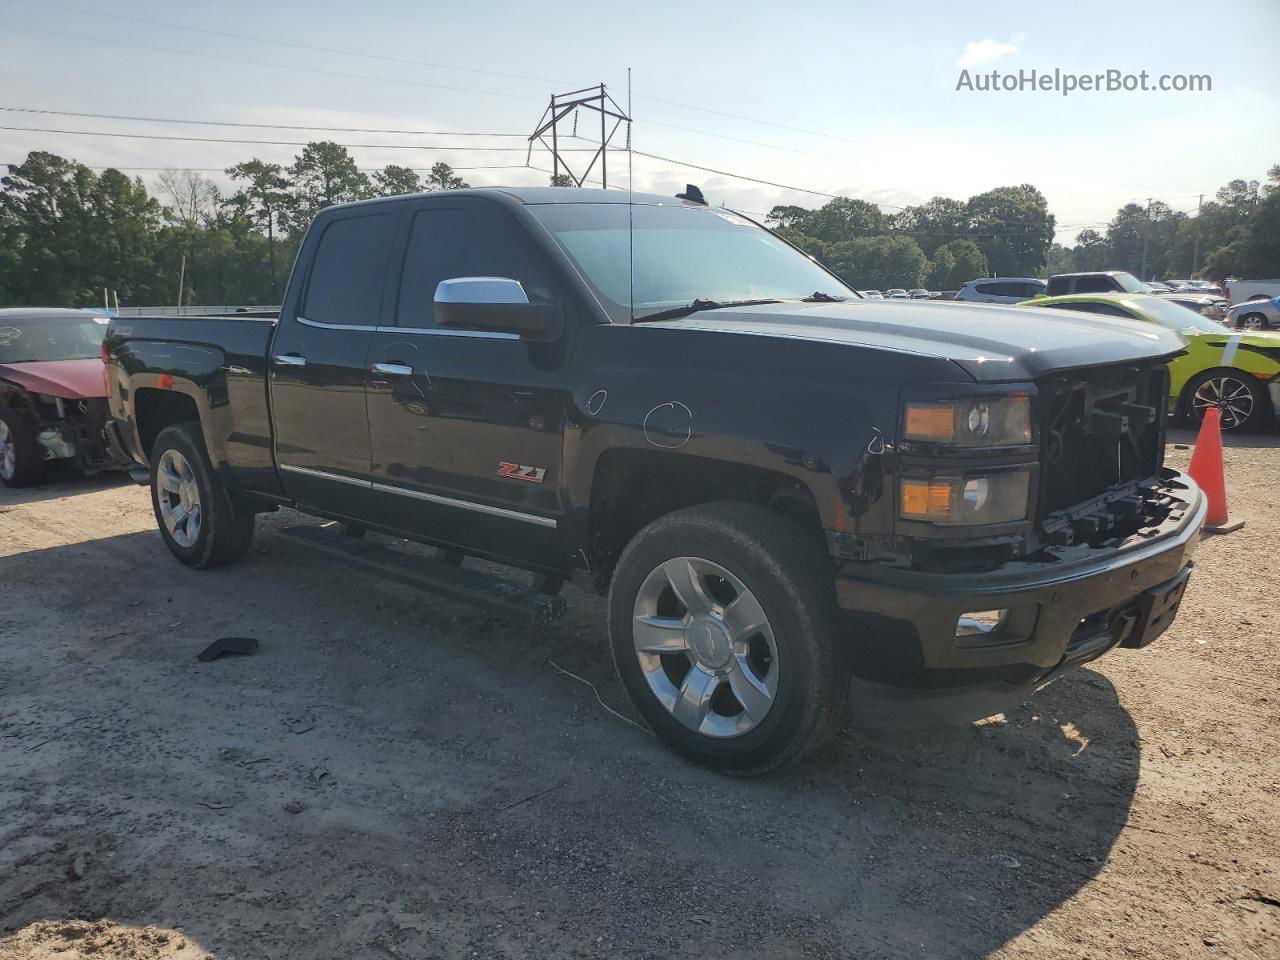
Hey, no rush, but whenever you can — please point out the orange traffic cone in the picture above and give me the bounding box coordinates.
[1187,406,1230,528]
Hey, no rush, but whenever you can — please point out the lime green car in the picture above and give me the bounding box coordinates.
[1016,293,1280,431]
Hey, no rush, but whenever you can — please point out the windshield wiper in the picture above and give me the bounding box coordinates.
[800,291,847,302]
[633,298,783,323]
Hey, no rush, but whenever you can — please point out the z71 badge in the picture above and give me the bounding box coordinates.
[497,461,547,483]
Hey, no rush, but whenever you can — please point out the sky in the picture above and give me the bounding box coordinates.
[1,0,1278,243]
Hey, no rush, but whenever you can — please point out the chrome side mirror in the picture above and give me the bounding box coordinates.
[434,277,559,339]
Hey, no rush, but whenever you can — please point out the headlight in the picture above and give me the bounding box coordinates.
[903,395,1032,447]
[899,471,1031,525]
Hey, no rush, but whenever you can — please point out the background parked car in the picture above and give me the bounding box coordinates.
[860,289,884,299]
[885,288,909,298]
[1224,279,1280,303]
[1046,271,1151,296]
[953,277,1048,303]
[1163,294,1231,322]
[1226,296,1280,330]
[1017,292,1280,431]
[0,307,122,486]
[908,288,930,299]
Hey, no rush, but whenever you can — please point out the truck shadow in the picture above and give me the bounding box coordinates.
[1,524,1140,960]
[0,467,132,505]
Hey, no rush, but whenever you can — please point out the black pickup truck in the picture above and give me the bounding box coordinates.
[105,187,1205,774]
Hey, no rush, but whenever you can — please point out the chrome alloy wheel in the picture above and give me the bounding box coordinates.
[0,419,15,481]
[1192,375,1255,430]
[156,448,203,548]
[631,556,779,738]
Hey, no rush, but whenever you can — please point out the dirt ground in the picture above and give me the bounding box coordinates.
[1,426,1277,960]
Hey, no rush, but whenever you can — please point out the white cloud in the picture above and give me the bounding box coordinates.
[957,38,1019,69]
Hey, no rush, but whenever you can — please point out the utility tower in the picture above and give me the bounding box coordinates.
[528,84,630,189]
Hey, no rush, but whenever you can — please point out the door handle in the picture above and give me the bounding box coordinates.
[272,354,307,367]
[370,362,413,377]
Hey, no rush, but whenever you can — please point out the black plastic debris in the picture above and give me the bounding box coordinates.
[196,637,259,661]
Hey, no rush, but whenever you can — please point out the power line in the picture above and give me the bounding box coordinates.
[1,0,568,85]
[0,124,602,152]
[4,25,547,104]
[0,106,527,138]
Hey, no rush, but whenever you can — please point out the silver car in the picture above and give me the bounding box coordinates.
[1226,297,1280,330]
[954,277,1048,304]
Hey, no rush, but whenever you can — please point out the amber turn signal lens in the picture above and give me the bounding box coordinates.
[900,478,954,519]
[903,403,955,441]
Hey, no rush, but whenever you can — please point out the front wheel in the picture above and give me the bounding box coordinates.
[1238,312,1272,331]
[0,407,46,488]
[149,423,255,568]
[1184,370,1268,432]
[607,502,851,776]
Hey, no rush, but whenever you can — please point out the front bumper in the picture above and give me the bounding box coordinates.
[836,472,1206,724]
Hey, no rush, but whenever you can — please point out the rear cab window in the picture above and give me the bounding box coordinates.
[302,212,398,327]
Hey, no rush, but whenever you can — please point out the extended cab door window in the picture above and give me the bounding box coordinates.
[270,210,397,514]
[365,200,570,565]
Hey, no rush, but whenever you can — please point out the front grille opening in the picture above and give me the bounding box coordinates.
[1038,364,1167,519]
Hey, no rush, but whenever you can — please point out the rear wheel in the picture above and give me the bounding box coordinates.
[1184,370,1267,432]
[607,502,851,775]
[0,407,46,488]
[149,423,255,568]
[1239,312,1271,331]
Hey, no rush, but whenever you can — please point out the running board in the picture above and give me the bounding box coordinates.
[277,524,566,625]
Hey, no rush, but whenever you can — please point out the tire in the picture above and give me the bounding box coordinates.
[1239,312,1272,331]
[149,423,255,568]
[1183,369,1268,432]
[607,502,851,776]
[0,406,47,487]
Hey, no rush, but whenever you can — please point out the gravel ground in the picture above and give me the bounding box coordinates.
[1,426,1277,960]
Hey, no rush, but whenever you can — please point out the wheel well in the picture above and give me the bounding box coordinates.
[587,449,823,583]
[134,389,200,457]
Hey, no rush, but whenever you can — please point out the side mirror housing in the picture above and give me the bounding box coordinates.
[433,277,561,340]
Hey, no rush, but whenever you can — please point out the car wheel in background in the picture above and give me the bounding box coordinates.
[1239,312,1271,331]
[607,501,851,775]
[149,423,256,568]
[1184,370,1268,432]
[0,407,47,487]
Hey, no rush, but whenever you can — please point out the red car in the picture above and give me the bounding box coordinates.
[0,308,123,487]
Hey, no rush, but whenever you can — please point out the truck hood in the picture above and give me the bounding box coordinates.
[645,300,1186,382]
[0,358,107,399]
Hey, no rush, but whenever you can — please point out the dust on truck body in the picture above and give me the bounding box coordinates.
[104,187,1205,774]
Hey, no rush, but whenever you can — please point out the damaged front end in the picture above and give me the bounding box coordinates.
[24,392,122,474]
[830,359,1205,722]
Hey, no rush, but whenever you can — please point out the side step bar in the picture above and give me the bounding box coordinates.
[277,524,566,625]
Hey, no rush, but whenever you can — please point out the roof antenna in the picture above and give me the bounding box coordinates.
[676,184,706,205]
[628,67,634,324]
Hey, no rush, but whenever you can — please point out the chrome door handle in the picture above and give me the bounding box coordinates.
[272,354,307,367]
[370,362,413,376]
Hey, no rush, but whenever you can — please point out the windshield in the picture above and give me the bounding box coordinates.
[1134,296,1228,333]
[1109,271,1150,294]
[527,202,854,321]
[0,316,108,363]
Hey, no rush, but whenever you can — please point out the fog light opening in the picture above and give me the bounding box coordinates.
[956,609,1008,637]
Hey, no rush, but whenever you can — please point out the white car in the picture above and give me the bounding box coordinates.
[886,288,909,299]
[860,290,884,299]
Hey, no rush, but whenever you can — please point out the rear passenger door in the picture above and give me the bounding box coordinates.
[364,197,572,566]
[269,209,397,518]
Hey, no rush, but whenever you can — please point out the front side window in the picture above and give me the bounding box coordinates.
[303,213,397,327]
[528,202,853,322]
[0,316,108,363]
[396,206,558,328]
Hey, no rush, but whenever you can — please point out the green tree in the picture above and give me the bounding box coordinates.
[966,184,1054,276]
[932,238,987,289]
[765,204,815,232]
[803,197,888,243]
[425,162,468,191]
[894,196,968,257]
[373,164,422,196]
[226,159,291,291]
[824,235,926,290]
[924,245,955,289]
[285,141,372,232]
[549,173,574,187]
[773,227,825,261]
